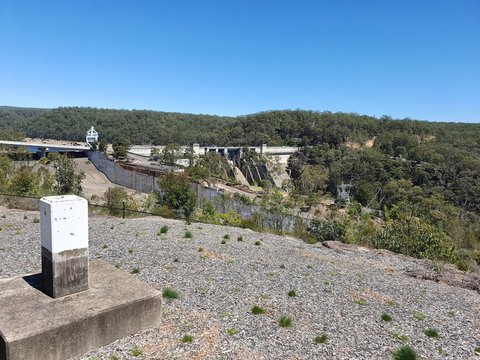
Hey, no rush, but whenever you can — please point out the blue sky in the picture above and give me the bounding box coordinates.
[1,0,479,122]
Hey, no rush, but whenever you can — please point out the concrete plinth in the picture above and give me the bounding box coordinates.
[40,195,89,298]
[0,260,162,360]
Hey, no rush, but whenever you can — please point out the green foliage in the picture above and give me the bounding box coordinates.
[181,334,193,343]
[158,172,197,220]
[186,165,210,180]
[162,287,180,299]
[237,236,243,242]
[130,347,142,357]
[372,216,457,262]
[390,331,410,343]
[159,225,169,234]
[392,346,417,360]
[156,143,181,166]
[32,217,40,224]
[98,139,108,153]
[381,313,393,322]
[278,315,293,327]
[254,241,261,246]
[226,328,239,336]
[198,151,232,180]
[423,328,440,338]
[314,334,328,344]
[287,290,296,297]
[251,305,265,315]
[48,153,85,195]
[131,267,140,274]
[184,231,192,239]
[308,219,346,243]
[103,187,139,217]
[112,138,130,158]
[411,311,426,321]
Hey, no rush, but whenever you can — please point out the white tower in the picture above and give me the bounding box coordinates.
[86,126,99,147]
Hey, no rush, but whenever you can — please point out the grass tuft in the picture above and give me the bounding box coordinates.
[221,239,227,244]
[185,231,192,239]
[411,311,426,321]
[130,347,142,357]
[131,267,140,274]
[251,305,266,315]
[423,328,440,338]
[181,334,193,343]
[254,241,261,246]
[288,290,296,297]
[392,346,417,360]
[381,313,393,322]
[314,334,328,344]
[33,217,40,224]
[223,234,230,239]
[278,315,293,327]
[159,225,169,234]
[237,236,243,241]
[226,328,239,336]
[163,287,180,299]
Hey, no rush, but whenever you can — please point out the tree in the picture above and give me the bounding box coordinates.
[0,155,13,192]
[48,153,85,195]
[104,187,139,216]
[158,172,196,220]
[158,143,181,166]
[98,140,108,153]
[112,138,130,158]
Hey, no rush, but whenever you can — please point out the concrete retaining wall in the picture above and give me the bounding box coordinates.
[88,152,306,232]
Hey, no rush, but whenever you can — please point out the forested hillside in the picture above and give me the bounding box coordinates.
[1,106,479,267]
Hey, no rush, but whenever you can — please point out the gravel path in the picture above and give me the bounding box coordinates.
[0,207,479,359]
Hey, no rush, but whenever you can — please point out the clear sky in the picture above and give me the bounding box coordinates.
[1,0,479,122]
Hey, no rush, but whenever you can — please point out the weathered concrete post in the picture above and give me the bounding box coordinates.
[40,195,89,298]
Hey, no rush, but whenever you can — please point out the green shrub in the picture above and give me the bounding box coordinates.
[33,217,40,224]
[131,267,140,274]
[237,236,243,241]
[223,234,230,240]
[221,239,227,244]
[130,347,142,357]
[185,231,192,239]
[254,241,261,246]
[381,313,393,322]
[159,225,169,234]
[163,287,179,299]
[372,218,457,262]
[226,328,239,336]
[423,328,440,338]
[158,172,197,220]
[278,315,293,327]
[314,334,328,344]
[104,187,139,217]
[181,334,193,343]
[251,305,265,315]
[288,290,296,297]
[308,219,346,243]
[392,346,417,360]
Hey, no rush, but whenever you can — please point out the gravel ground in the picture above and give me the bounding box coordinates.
[0,207,479,360]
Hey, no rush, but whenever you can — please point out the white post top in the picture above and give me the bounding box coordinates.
[40,195,88,254]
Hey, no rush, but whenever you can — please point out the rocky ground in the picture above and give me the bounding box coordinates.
[0,206,479,359]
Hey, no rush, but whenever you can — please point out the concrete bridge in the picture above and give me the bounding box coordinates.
[0,140,90,157]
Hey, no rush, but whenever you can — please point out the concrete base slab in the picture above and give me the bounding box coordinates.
[0,260,162,360]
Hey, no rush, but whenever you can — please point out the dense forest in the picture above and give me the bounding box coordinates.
[1,106,479,267]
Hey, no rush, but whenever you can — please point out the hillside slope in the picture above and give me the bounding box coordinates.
[0,208,478,359]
